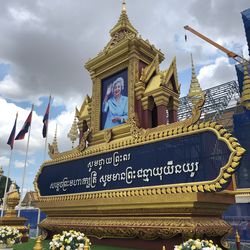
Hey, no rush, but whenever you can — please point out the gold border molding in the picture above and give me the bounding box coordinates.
[39,216,232,241]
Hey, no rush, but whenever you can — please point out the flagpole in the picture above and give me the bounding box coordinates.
[1,149,13,217]
[18,105,34,217]
[2,112,18,217]
[43,134,48,162]
[36,207,41,237]
[43,95,51,162]
[37,96,51,237]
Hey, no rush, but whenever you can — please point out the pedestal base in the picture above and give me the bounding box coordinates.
[0,216,29,242]
[37,192,235,249]
[40,216,232,249]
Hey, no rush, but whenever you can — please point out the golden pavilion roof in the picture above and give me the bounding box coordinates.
[76,95,91,120]
[85,1,164,69]
[144,57,180,94]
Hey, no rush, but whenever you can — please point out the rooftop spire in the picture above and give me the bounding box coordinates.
[240,62,250,110]
[52,124,58,153]
[109,1,137,37]
[67,111,79,148]
[122,0,126,12]
[188,54,203,104]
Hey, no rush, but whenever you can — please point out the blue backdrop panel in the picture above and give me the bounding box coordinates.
[20,209,46,229]
[233,110,250,188]
[37,130,231,196]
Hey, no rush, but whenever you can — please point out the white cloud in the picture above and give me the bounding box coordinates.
[0,156,10,168]
[243,43,250,60]
[0,74,22,98]
[14,159,35,168]
[8,7,40,23]
[14,160,25,168]
[197,57,236,89]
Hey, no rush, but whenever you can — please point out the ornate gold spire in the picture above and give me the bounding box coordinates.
[188,54,203,104]
[240,62,250,110]
[109,1,138,37]
[67,112,79,148]
[48,124,59,159]
[52,124,59,153]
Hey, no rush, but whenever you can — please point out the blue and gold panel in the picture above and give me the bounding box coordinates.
[37,130,233,196]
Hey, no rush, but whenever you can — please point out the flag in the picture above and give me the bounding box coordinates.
[15,107,33,140]
[7,113,18,149]
[42,96,51,138]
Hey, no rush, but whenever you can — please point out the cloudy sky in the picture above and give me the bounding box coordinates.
[0,0,249,198]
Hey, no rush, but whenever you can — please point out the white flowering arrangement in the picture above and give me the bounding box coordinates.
[174,239,222,250]
[49,230,90,250]
[0,226,22,247]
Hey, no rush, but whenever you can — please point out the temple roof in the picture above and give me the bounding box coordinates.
[85,2,164,69]
[109,1,138,37]
[144,57,180,94]
[76,95,91,120]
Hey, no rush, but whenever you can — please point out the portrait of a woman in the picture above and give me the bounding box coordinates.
[102,77,128,129]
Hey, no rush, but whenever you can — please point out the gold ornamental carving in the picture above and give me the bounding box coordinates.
[78,129,92,152]
[127,113,145,139]
[104,129,112,143]
[39,216,232,242]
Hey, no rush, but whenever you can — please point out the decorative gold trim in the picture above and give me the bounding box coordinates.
[104,129,112,143]
[127,113,145,139]
[39,216,232,241]
[78,129,92,152]
[140,54,160,83]
[222,188,250,196]
[128,57,138,116]
[91,78,101,133]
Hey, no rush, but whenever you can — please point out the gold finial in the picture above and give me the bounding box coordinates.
[162,246,166,250]
[188,54,203,105]
[240,62,250,110]
[236,229,240,242]
[235,229,241,250]
[122,0,126,12]
[109,0,137,37]
[67,111,79,148]
[83,237,91,250]
[33,236,43,250]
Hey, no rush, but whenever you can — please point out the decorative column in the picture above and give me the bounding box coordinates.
[154,93,169,125]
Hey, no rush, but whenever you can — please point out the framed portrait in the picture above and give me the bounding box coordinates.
[101,68,128,130]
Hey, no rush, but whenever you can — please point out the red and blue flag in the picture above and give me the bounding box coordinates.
[15,109,33,140]
[7,113,18,149]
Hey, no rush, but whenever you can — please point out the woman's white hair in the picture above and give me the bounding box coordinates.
[112,77,124,92]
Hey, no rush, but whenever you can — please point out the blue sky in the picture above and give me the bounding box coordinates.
[0,0,249,199]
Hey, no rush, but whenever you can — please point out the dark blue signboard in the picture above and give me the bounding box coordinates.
[37,131,231,196]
